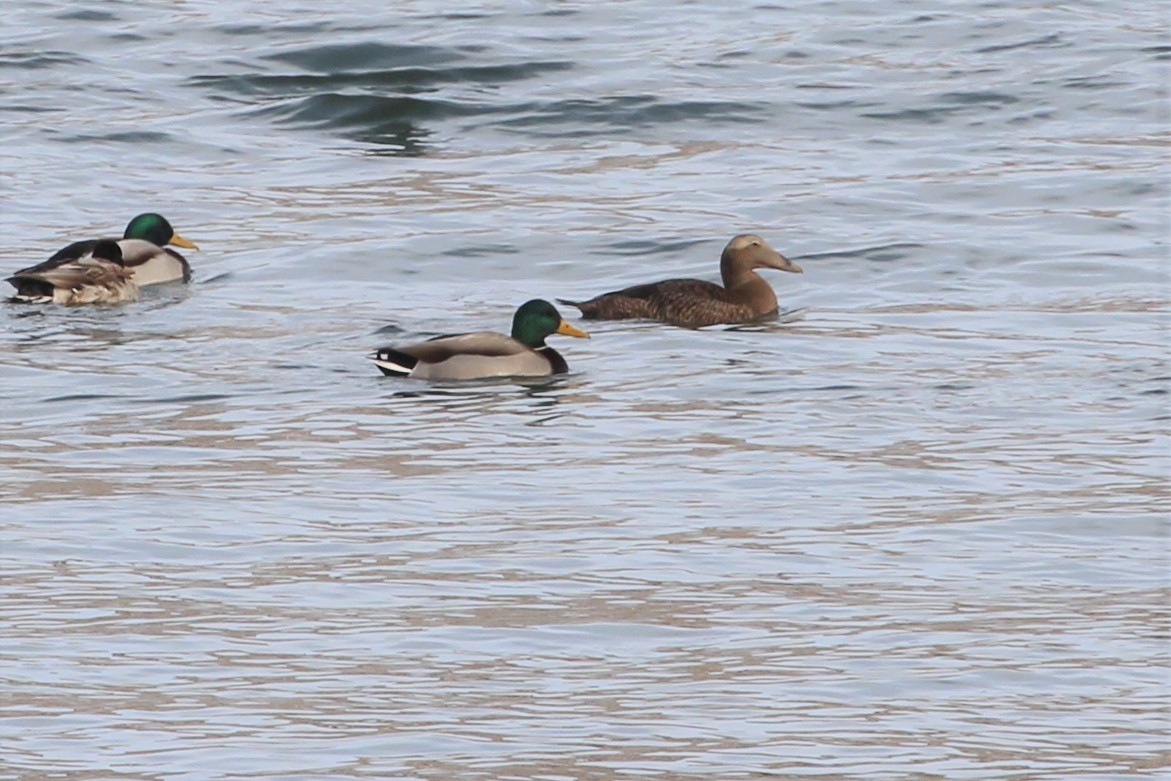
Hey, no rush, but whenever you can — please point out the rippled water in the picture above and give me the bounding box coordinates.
[1,1,1168,778]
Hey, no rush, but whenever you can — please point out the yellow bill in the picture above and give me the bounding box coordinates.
[169,232,200,250]
[556,320,590,339]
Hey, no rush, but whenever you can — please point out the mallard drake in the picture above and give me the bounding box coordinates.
[13,213,199,289]
[7,240,140,305]
[372,299,590,380]
[558,233,803,329]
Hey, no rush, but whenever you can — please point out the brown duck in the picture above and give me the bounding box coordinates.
[558,233,803,329]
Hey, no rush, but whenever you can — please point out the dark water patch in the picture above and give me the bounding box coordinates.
[975,33,1062,54]
[869,247,916,263]
[799,243,925,263]
[44,393,125,403]
[795,81,862,90]
[193,272,234,285]
[4,308,49,321]
[712,49,753,62]
[860,106,961,123]
[251,93,463,153]
[154,394,233,404]
[861,90,1019,124]
[495,96,767,135]
[811,384,865,392]
[266,42,466,74]
[0,105,64,115]
[796,98,880,111]
[1130,372,1171,398]
[373,323,404,336]
[217,21,334,37]
[1062,75,1129,90]
[938,91,1019,106]
[191,61,572,98]
[197,50,756,144]
[0,51,89,69]
[239,92,763,147]
[601,237,707,257]
[194,51,574,151]
[423,12,491,21]
[359,146,418,159]
[443,243,518,259]
[56,9,117,21]
[54,131,176,145]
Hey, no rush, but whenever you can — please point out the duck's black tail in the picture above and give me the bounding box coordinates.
[370,347,417,377]
[6,276,54,304]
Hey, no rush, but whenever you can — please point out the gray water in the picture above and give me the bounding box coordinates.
[1,1,1168,779]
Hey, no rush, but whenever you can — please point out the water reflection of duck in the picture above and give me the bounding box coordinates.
[559,233,803,329]
[7,240,139,305]
[11,213,200,294]
[372,299,590,380]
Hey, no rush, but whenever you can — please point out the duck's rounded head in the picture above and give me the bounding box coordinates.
[723,233,802,274]
[512,299,590,347]
[124,213,199,250]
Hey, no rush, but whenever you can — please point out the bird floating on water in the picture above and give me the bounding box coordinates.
[8,213,199,303]
[372,299,590,380]
[6,239,140,305]
[558,233,803,329]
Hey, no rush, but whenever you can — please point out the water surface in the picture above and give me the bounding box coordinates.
[0,1,1168,778]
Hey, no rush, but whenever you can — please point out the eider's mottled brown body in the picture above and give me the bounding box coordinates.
[559,234,802,329]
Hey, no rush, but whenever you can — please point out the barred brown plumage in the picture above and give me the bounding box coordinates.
[559,234,803,329]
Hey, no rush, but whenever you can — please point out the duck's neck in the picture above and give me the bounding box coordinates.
[721,266,778,314]
[536,345,568,374]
